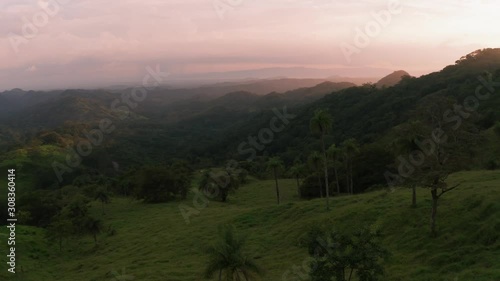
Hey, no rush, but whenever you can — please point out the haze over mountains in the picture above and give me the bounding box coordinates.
[1,42,500,281]
[0,78,357,128]
[1,0,500,279]
[165,67,382,87]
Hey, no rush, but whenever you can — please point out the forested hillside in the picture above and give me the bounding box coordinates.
[1,48,500,281]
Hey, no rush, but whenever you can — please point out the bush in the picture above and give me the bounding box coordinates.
[133,164,191,203]
[299,174,326,199]
[306,227,389,281]
[485,159,499,170]
[494,121,500,136]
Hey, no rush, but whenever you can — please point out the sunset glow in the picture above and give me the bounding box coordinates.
[0,0,499,90]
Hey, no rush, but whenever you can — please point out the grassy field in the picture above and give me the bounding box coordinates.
[1,170,500,281]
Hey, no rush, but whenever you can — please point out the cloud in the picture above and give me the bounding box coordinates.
[26,65,37,72]
[0,0,499,90]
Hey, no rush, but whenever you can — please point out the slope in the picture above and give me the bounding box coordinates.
[1,170,499,281]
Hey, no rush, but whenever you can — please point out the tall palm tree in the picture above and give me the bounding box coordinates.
[95,188,111,215]
[204,226,262,281]
[267,157,283,205]
[308,152,323,198]
[327,144,341,195]
[289,164,305,196]
[342,138,360,195]
[310,109,333,210]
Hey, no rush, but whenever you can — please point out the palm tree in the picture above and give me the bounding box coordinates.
[204,226,262,281]
[289,164,305,196]
[327,144,342,195]
[310,109,333,210]
[342,138,360,195]
[308,152,323,198]
[95,188,111,215]
[267,157,283,205]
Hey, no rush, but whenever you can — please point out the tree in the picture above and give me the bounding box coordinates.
[341,139,360,195]
[289,163,306,196]
[94,187,111,215]
[85,217,103,245]
[46,215,73,251]
[134,165,191,203]
[267,157,284,205]
[411,95,478,236]
[392,121,426,207]
[310,109,333,210]
[308,152,324,198]
[199,169,240,203]
[307,227,389,281]
[327,144,342,195]
[204,226,262,281]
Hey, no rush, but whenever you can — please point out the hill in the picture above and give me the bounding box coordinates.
[1,170,499,280]
[376,70,411,88]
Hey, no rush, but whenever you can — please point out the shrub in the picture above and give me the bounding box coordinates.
[299,174,325,199]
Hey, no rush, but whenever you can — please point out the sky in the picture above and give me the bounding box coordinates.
[0,0,499,90]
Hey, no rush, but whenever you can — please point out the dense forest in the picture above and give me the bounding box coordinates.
[1,48,500,281]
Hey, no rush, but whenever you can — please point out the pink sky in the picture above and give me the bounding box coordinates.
[0,0,499,90]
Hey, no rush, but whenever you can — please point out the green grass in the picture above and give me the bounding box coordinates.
[1,170,500,281]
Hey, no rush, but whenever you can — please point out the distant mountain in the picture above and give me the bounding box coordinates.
[192,78,345,96]
[167,67,389,85]
[159,81,355,123]
[326,76,379,85]
[283,81,355,100]
[3,90,140,128]
[376,70,411,88]
[0,89,62,118]
[0,78,355,128]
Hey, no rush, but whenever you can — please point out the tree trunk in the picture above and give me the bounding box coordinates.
[321,134,330,210]
[218,269,222,281]
[296,175,300,197]
[334,167,340,195]
[348,267,354,281]
[59,237,62,252]
[102,202,105,215]
[317,175,323,198]
[274,167,280,205]
[93,233,97,244]
[345,160,350,194]
[412,185,417,208]
[349,159,354,195]
[431,188,438,236]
